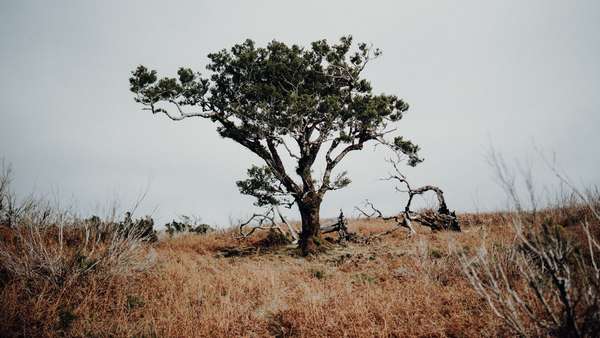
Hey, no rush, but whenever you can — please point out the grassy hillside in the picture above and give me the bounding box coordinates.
[1,202,598,337]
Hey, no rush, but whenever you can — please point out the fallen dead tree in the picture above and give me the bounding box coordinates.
[356,158,460,235]
[235,158,458,246]
[320,210,365,244]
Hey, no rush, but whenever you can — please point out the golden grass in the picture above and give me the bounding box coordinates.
[0,214,525,338]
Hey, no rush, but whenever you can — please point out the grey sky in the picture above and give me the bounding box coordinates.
[1,0,599,226]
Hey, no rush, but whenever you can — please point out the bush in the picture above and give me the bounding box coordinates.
[119,212,158,242]
[165,215,213,237]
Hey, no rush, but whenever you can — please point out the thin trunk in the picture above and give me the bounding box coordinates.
[297,195,322,256]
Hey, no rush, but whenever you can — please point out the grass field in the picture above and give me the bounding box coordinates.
[2,200,598,337]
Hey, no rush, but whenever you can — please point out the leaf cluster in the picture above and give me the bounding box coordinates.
[130,36,422,205]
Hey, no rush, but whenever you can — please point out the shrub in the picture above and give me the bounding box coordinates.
[461,152,600,337]
[461,215,600,337]
[165,215,213,237]
[119,212,158,242]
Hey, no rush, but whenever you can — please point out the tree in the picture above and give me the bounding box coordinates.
[129,36,422,255]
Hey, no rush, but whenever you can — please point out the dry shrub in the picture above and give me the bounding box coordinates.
[0,165,155,337]
[460,151,600,337]
[461,204,600,337]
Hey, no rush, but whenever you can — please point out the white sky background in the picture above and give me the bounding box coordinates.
[1,0,599,226]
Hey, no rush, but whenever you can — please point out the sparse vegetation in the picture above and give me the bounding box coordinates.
[2,0,596,335]
[2,158,598,337]
[460,215,600,337]
[458,152,600,337]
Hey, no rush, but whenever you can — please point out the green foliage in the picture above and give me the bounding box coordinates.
[119,212,157,242]
[130,36,422,220]
[393,136,423,167]
[164,221,186,236]
[164,215,213,237]
[329,170,352,190]
[236,165,292,207]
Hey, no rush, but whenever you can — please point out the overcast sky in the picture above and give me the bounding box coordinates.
[1,0,599,226]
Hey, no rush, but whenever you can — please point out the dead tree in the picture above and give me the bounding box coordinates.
[356,158,460,234]
[320,210,358,243]
[355,199,413,236]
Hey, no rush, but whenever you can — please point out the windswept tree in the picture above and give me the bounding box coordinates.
[129,36,422,255]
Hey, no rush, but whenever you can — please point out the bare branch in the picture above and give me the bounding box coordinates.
[236,207,283,239]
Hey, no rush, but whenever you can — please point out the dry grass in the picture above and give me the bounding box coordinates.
[1,170,598,337]
[1,215,514,337]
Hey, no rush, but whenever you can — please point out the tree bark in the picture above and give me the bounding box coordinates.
[297,194,322,256]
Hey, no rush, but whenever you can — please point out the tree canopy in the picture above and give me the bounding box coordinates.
[130,36,422,254]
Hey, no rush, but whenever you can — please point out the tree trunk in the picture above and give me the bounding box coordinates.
[297,194,322,256]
